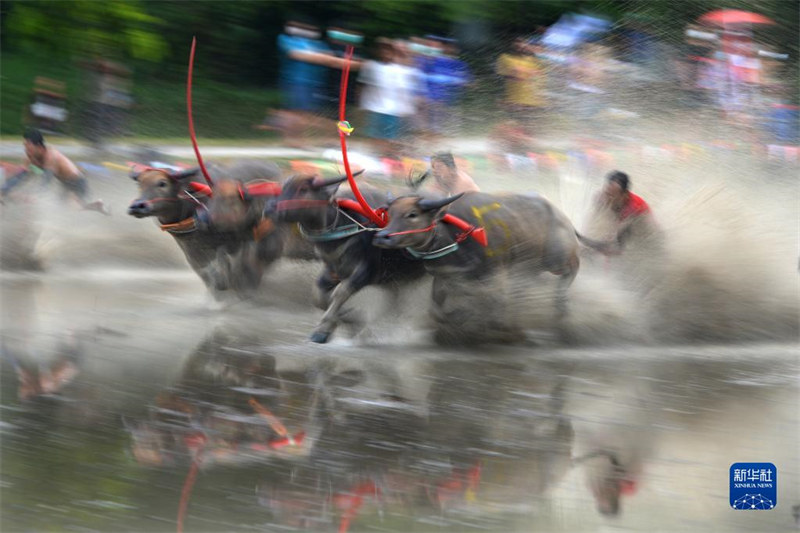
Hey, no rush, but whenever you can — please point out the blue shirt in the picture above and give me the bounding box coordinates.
[277,34,331,88]
[425,56,470,103]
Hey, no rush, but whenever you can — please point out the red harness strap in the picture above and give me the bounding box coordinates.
[336,199,487,246]
[383,222,437,238]
[441,214,488,247]
[245,181,282,197]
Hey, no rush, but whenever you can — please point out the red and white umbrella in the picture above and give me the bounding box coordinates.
[698,9,775,27]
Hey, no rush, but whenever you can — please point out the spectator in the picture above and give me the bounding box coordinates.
[496,38,547,124]
[358,39,421,159]
[276,21,332,146]
[424,37,471,137]
[81,58,133,148]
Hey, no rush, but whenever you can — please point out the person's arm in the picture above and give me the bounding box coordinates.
[615,213,653,251]
[53,152,82,181]
[287,49,362,70]
[615,221,634,251]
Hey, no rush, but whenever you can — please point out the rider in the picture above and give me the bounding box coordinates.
[428,151,480,196]
[590,170,660,254]
[1,128,109,214]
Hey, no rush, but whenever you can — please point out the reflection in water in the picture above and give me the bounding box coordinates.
[3,332,82,403]
[128,331,577,531]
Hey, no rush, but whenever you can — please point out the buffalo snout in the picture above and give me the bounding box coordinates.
[372,230,394,248]
[127,200,151,218]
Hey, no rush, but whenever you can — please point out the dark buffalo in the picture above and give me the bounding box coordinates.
[127,160,284,295]
[274,174,427,343]
[373,192,582,341]
[201,173,317,262]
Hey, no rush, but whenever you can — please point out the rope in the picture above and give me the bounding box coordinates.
[298,207,375,242]
[337,207,383,233]
[405,242,460,260]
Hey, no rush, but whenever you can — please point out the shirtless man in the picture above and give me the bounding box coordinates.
[0,128,109,214]
[428,151,480,196]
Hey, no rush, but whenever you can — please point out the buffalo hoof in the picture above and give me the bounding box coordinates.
[310,330,332,344]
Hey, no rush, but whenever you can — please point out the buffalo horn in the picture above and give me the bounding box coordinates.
[310,168,365,189]
[170,167,200,180]
[417,193,464,212]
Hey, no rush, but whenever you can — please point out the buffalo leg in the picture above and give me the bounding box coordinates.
[234,242,265,294]
[198,249,234,292]
[554,254,579,320]
[552,254,579,345]
[554,270,576,320]
[313,268,339,311]
[310,262,372,344]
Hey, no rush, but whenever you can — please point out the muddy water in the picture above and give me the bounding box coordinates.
[1,160,798,532]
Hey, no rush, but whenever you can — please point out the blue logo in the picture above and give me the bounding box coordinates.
[730,463,777,510]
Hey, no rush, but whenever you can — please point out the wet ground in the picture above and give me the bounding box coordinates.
[1,153,798,532]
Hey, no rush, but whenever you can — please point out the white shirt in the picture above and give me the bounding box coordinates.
[358,61,420,117]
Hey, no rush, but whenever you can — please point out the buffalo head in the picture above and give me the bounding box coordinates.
[204,179,283,232]
[372,194,463,249]
[128,166,201,219]
[274,171,361,224]
[582,451,637,517]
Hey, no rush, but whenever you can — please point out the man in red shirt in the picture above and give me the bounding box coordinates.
[592,170,660,254]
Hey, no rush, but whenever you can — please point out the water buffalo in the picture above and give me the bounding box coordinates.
[274,173,427,343]
[127,161,286,295]
[200,173,317,262]
[373,192,582,341]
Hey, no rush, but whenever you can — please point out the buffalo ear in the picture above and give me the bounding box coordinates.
[417,193,464,213]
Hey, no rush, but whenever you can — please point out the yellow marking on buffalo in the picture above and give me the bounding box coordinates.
[470,202,511,257]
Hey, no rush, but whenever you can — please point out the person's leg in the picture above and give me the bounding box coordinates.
[283,83,314,147]
[366,112,391,158]
[383,114,403,162]
[61,177,110,215]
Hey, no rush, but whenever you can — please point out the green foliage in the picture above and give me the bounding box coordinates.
[1,0,797,137]
[3,0,168,62]
[0,51,281,138]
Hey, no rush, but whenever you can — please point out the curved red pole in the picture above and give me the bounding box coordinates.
[176,441,205,533]
[338,45,385,227]
[187,37,214,186]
